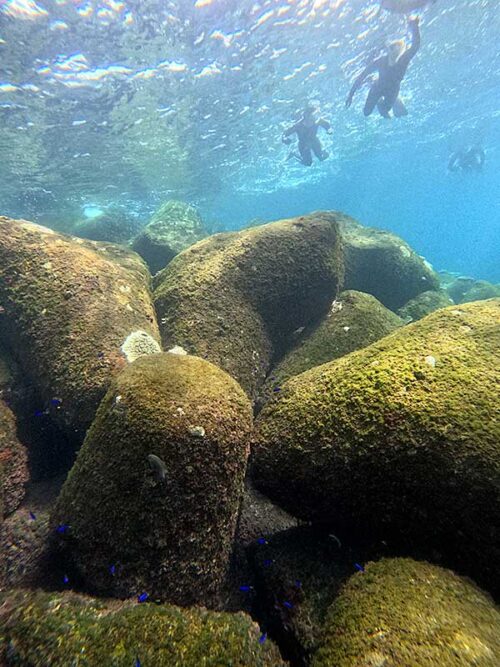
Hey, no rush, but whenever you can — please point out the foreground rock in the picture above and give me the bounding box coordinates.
[0,217,160,440]
[252,300,500,595]
[51,353,252,607]
[0,399,28,517]
[0,589,286,666]
[132,200,207,274]
[72,208,142,244]
[398,289,453,322]
[259,291,403,406]
[313,558,500,666]
[338,214,439,310]
[154,213,343,399]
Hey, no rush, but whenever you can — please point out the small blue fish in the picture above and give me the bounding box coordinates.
[354,563,365,572]
[50,398,62,407]
[263,559,273,568]
[110,564,116,575]
[137,592,148,603]
[258,632,267,644]
[283,601,293,609]
[97,352,104,358]
[63,574,69,584]
[239,585,253,592]
[257,537,268,545]
[29,511,36,521]
[295,580,302,588]
[34,410,45,417]
[273,387,281,393]
[135,658,141,667]
[56,523,69,534]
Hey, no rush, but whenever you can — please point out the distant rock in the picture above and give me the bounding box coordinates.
[252,299,500,596]
[72,209,143,245]
[132,200,207,274]
[0,589,286,666]
[154,213,343,399]
[397,289,453,321]
[0,217,160,440]
[313,558,500,667]
[258,290,403,408]
[337,214,440,310]
[51,353,253,607]
[0,399,28,517]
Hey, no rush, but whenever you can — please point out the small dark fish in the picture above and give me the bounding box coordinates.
[258,632,267,644]
[283,601,293,609]
[63,574,69,584]
[50,398,62,407]
[257,537,268,545]
[29,511,36,520]
[97,352,104,358]
[56,523,69,534]
[295,580,302,588]
[273,387,281,393]
[147,454,167,482]
[354,563,365,572]
[263,559,273,568]
[239,585,253,592]
[135,658,141,667]
[110,564,116,575]
[137,592,148,603]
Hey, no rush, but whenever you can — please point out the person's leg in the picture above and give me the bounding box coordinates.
[311,137,328,161]
[298,142,313,166]
[363,85,382,116]
[377,96,392,118]
[392,97,408,117]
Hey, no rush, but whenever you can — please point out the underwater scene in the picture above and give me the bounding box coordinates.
[0,0,499,665]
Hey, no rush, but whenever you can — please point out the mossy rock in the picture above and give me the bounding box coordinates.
[252,300,500,595]
[460,280,500,304]
[0,589,286,666]
[51,353,253,606]
[154,213,344,399]
[0,400,28,516]
[313,558,500,667]
[73,209,143,244]
[0,217,160,440]
[398,289,453,322]
[337,214,439,310]
[132,200,207,274]
[259,291,403,407]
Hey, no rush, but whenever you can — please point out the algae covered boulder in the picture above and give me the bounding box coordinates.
[72,208,142,244]
[252,300,500,595]
[398,289,453,322]
[132,200,207,274]
[154,213,343,399]
[313,558,500,667]
[0,399,28,517]
[0,217,160,439]
[337,214,439,310]
[259,290,403,405]
[0,589,286,666]
[51,353,253,606]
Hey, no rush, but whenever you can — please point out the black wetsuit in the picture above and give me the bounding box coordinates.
[282,117,330,166]
[347,20,420,117]
[448,148,485,172]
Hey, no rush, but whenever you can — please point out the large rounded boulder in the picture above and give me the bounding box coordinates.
[51,353,253,606]
[154,213,343,399]
[0,589,286,666]
[132,200,207,274]
[259,290,403,406]
[252,299,500,595]
[0,399,28,517]
[337,214,440,310]
[397,289,453,322]
[72,208,143,244]
[0,217,160,440]
[313,558,500,667]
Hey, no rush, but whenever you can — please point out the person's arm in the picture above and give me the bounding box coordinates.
[317,118,332,133]
[282,123,297,143]
[404,16,421,60]
[345,60,378,107]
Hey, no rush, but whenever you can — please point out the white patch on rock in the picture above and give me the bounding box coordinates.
[399,245,411,258]
[189,425,205,438]
[330,299,343,314]
[425,355,436,367]
[168,345,188,355]
[121,330,161,362]
[343,326,350,332]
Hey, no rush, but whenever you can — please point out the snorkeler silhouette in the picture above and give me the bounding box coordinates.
[448,147,485,172]
[379,0,437,14]
[282,106,332,166]
[345,16,421,118]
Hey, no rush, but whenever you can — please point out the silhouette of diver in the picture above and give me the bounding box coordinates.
[448,147,485,172]
[282,106,332,166]
[380,0,437,14]
[346,16,421,118]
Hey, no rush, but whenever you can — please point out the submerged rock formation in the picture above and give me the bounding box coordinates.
[154,213,343,399]
[72,209,142,245]
[0,399,28,517]
[337,214,439,310]
[259,290,403,407]
[252,299,500,595]
[0,217,160,440]
[51,353,253,607]
[398,289,453,321]
[132,200,207,274]
[0,589,286,666]
[313,558,500,666]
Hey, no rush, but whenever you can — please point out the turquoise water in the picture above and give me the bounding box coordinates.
[1,0,499,278]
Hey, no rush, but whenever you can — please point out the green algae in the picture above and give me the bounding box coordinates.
[51,353,253,606]
[397,289,453,321]
[0,589,287,666]
[313,558,500,667]
[252,299,500,596]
